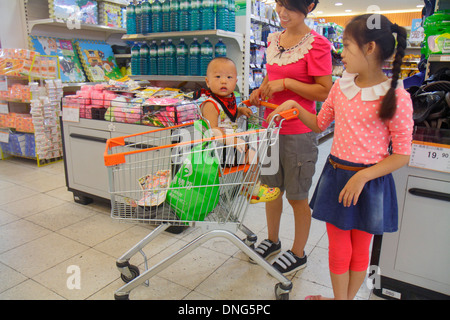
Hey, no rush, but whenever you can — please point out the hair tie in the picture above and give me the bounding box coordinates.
[391,23,399,33]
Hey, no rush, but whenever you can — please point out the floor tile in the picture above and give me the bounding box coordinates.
[25,202,97,231]
[57,213,134,247]
[194,257,280,300]
[33,248,118,300]
[0,279,65,300]
[0,262,28,294]
[0,232,88,278]
[2,193,66,218]
[0,219,50,253]
[0,185,39,206]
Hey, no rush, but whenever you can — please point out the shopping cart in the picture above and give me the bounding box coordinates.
[104,100,299,300]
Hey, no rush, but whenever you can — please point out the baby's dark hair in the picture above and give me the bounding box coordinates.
[207,56,235,70]
[344,14,407,120]
[275,0,319,16]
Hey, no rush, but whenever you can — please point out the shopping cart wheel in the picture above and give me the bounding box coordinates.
[275,282,292,300]
[120,264,140,283]
[244,234,257,249]
[114,293,129,300]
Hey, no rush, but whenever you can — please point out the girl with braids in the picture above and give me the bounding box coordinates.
[249,0,332,276]
[267,14,414,299]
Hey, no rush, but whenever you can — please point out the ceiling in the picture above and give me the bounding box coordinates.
[265,0,426,17]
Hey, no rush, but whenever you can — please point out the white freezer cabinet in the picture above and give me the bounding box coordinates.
[372,163,450,300]
[62,118,169,204]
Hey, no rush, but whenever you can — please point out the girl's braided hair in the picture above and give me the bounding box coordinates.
[344,14,407,120]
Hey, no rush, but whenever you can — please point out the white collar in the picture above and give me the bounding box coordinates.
[339,71,403,101]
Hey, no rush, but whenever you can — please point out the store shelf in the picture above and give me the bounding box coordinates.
[114,54,131,59]
[28,18,126,37]
[96,0,127,6]
[122,30,244,51]
[428,54,450,62]
[129,75,205,82]
[250,14,281,27]
[129,75,243,93]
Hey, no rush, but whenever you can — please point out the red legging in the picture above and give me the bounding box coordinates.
[326,223,374,275]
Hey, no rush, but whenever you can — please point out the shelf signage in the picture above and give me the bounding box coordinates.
[62,105,80,123]
[409,140,450,173]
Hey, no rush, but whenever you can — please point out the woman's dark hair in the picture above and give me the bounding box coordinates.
[344,14,407,120]
[275,0,319,16]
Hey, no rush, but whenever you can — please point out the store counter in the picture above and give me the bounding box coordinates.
[372,127,450,300]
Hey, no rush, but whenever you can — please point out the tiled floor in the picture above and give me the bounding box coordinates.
[0,137,380,300]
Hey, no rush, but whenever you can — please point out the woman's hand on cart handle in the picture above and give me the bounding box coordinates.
[241,99,279,110]
[249,89,262,106]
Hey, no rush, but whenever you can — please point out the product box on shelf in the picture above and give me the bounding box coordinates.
[29,36,86,83]
[99,1,122,28]
[1,132,36,158]
[0,48,59,80]
[0,49,36,77]
[50,0,98,25]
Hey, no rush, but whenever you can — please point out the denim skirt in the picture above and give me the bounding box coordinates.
[309,154,398,235]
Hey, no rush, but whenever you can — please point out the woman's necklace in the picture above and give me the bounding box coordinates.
[276,30,312,58]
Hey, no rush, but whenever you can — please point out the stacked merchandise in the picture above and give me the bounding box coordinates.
[50,0,99,25]
[62,79,203,128]
[0,132,35,158]
[98,1,123,28]
[0,48,63,162]
[0,48,58,79]
[130,37,225,76]
[126,0,236,34]
[30,36,123,83]
[29,80,63,160]
[422,11,450,58]
[29,36,86,83]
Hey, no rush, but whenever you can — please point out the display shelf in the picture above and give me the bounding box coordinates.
[122,29,244,51]
[128,74,243,93]
[426,54,450,79]
[28,18,126,38]
[129,75,205,82]
[428,54,450,62]
[0,98,31,104]
[250,14,281,27]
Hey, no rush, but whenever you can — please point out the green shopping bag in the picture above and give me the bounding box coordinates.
[166,120,220,221]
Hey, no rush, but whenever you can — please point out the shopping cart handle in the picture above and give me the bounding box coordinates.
[278,108,299,121]
[241,99,299,121]
[241,99,279,110]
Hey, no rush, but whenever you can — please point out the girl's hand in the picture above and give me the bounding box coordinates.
[338,171,368,207]
[338,154,410,207]
[260,79,284,100]
[266,100,300,123]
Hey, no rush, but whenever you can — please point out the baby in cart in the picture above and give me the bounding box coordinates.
[200,57,280,204]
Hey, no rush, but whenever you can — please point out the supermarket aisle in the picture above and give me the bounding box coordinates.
[0,136,375,300]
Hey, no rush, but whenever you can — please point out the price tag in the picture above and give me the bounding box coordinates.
[62,105,80,123]
[0,103,8,114]
[409,140,450,173]
[0,76,7,91]
[0,130,9,143]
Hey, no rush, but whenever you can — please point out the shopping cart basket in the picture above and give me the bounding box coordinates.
[104,100,299,300]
